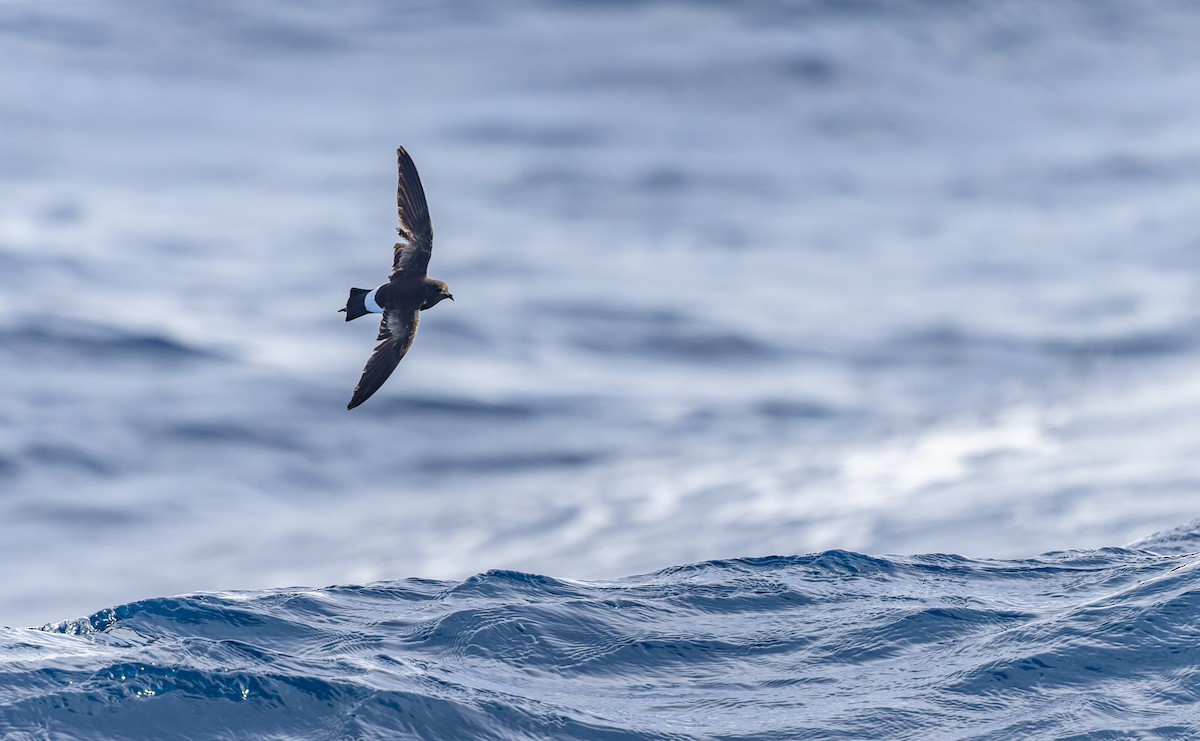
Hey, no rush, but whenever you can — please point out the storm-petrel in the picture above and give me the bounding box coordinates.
[341,147,453,409]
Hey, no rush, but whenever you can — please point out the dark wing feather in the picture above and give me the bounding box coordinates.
[391,147,434,277]
[347,309,420,409]
[376,310,392,341]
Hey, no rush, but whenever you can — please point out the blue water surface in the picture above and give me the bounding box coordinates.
[4,523,1200,739]
[3,1,1200,736]
[4,0,1200,626]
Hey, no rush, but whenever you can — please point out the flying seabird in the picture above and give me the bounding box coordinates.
[340,147,453,409]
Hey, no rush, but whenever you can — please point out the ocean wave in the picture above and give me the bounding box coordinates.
[2,527,1198,739]
[0,322,221,363]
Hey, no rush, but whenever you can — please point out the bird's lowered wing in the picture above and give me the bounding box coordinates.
[391,147,434,277]
[347,309,420,409]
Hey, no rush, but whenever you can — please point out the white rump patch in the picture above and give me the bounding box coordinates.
[364,287,384,313]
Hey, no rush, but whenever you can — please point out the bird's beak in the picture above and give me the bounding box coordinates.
[447,294,454,301]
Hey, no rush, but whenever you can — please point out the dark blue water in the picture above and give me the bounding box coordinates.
[3,523,1199,739]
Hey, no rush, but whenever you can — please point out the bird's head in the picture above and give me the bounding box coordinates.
[421,279,454,310]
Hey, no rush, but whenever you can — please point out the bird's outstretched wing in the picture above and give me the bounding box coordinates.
[391,147,434,277]
[347,309,420,409]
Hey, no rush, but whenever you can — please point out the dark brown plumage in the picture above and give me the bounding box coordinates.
[341,148,453,410]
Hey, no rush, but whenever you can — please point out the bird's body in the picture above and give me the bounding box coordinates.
[341,148,452,409]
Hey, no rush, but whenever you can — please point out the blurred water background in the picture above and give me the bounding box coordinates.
[1,0,1200,692]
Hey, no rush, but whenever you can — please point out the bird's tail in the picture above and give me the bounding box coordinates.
[340,287,372,322]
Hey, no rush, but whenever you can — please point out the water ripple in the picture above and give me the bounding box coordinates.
[2,528,1198,738]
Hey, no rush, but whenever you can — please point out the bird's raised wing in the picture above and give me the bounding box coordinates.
[347,309,420,409]
[391,147,434,277]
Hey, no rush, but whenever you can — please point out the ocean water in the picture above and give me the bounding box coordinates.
[3,0,1200,735]
[4,524,1200,739]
